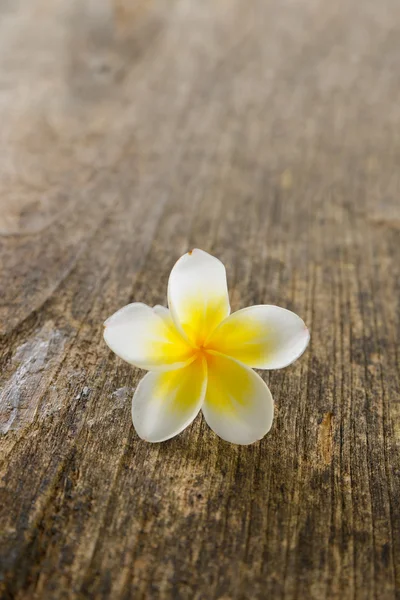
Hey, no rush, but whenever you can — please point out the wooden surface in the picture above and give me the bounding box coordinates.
[1,0,400,598]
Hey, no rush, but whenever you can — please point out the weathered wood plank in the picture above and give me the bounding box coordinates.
[1,0,400,598]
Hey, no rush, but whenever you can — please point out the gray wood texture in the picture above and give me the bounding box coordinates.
[1,0,400,598]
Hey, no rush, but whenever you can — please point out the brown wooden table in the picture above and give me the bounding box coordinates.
[1,1,399,598]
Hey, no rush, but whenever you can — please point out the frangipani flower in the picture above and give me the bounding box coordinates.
[104,249,309,445]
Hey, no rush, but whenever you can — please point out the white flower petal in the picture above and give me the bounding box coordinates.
[202,352,274,445]
[104,303,194,371]
[168,249,230,346]
[132,357,207,442]
[207,305,309,369]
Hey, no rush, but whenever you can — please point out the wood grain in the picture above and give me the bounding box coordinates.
[1,0,400,598]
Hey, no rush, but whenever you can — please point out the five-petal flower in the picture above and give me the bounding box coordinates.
[104,249,310,445]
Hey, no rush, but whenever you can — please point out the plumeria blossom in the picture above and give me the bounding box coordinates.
[104,249,310,445]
